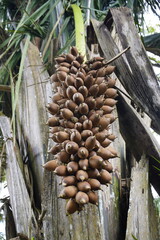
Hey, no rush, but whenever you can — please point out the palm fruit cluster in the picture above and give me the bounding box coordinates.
[44,46,118,214]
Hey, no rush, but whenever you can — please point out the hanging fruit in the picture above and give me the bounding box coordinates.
[44,46,118,214]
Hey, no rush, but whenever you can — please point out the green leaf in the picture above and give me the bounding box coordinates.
[71,4,86,60]
[132,234,138,240]
[11,35,31,126]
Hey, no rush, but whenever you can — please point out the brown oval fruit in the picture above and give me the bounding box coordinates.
[99,169,112,184]
[52,93,62,103]
[87,191,98,205]
[70,131,82,143]
[97,147,114,159]
[47,117,59,127]
[65,141,79,154]
[89,155,103,169]
[78,103,89,115]
[75,191,89,205]
[104,98,117,107]
[105,88,117,98]
[61,108,74,120]
[76,170,89,181]
[79,115,88,123]
[95,96,105,109]
[55,56,65,64]
[72,60,81,68]
[75,122,83,132]
[78,86,88,98]
[66,86,77,99]
[65,75,75,86]
[57,66,70,73]
[72,92,84,104]
[84,74,95,88]
[48,144,62,155]
[67,161,79,173]
[60,62,71,68]
[65,53,75,63]
[56,131,69,142]
[107,77,116,88]
[89,113,100,127]
[77,181,91,192]
[65,100,78,112]
[76,71,85,80]
[87,169,100,178]
[87,179,101,190]
[54,165,68,176]
[95,130,108,143]
[83,119,93,130]
[81,130,93,140]
[70,66,77,74]
[102,160,113,172]
[85,96,96,109]
[57,151,70,163]
[78,147,89,159]
[91,61,102,70]
[107,134,117,141]
[99,117,110,130]
[76,54,84,64]
[59,186,78,199]
[62,176,77,186]
[89,84,99,96]
[101,138,112,148]
[46,102,59,115]
[78,159,89,170]
[70,46,79,56]
[66,198,79,214]
[74,77,84,89]
[50,73,59,82]
[104,65,115,75]
[98,82,108,96]
[43,159,59,171]
[57,71,67,82]
[101,105,114,114]
[85,136,96,151]
[104,114,116,123]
